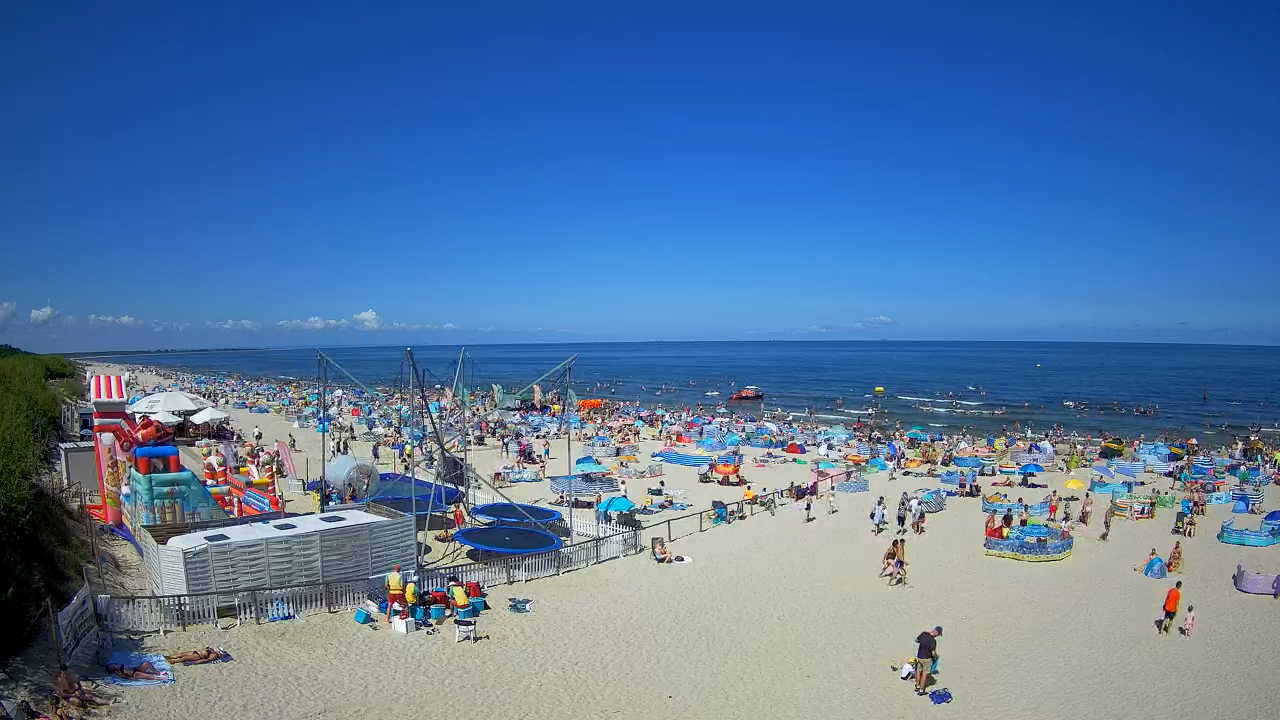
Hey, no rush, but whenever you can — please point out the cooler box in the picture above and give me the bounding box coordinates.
[428,604,446,621]
[391,616,415,634]
[470,596,486,612]
[353,608,372,624]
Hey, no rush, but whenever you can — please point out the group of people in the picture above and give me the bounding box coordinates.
[383,564,473,623]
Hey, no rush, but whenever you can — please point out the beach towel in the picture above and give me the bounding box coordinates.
[99,652,174,686]
[673,555,693,564]
[508,598,535,613]
[929,688,953,704]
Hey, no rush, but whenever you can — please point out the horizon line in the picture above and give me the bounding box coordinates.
[61,337,1280,359]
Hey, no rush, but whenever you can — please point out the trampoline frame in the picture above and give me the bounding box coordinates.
[454,526,563,555]
[471,502,562,525]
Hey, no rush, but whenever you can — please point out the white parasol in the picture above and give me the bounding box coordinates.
[127,391,212,415]
[189,406,230,425]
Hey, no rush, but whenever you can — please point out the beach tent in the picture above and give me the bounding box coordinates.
[598,496,636,513]
[1143,556,1168,579]
[785,443,806,454]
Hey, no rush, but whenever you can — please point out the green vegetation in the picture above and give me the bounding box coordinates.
[0,347,86,661]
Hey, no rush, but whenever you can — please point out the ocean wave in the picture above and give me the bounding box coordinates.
[897,395,983,406]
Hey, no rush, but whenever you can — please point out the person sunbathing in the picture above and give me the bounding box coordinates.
[165,647,222,664]
[53,664,112,708]
[104,661,166,682]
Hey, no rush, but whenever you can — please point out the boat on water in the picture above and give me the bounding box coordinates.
[730,385,764,401]
[704,391,720,397]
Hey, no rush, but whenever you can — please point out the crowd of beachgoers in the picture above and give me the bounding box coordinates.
[8,361,1279,720]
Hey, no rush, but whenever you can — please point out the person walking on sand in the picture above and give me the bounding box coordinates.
[896,493,909,535]
[1181,605,1195,637]
[252,425,263,444]
[804,495,814,523]
[872,496,886,535]
[890,539,908,586]
[1160,580,1182,634]
[882,539,899,577]
[1080,492,1093,525]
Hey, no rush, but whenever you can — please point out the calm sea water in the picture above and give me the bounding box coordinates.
[84,342,1280,439]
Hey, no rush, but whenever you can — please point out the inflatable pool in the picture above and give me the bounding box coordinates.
[984,524,1073,561]
[1089,479,1131,495]
[982,495,1051,517]
[1233,564,1280,597]
[1218,512,1280,547]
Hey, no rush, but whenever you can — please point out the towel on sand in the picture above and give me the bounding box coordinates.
[99,652,174,686]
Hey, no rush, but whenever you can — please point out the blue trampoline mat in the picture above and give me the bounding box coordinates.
[455,526,562,554]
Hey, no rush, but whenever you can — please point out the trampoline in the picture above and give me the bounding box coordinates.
[367,472,463,515]
[471,503,562,525]
[454,526,562,555]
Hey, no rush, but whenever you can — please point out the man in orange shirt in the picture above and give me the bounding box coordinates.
[1160,580,1182,634]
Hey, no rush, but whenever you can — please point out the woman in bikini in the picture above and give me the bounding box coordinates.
[104,661,167,682]
[881,539,899,577]
[1166,541,1183,573]
[165,647,221,664]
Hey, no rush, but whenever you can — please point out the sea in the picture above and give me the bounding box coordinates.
[80,342,1280,440]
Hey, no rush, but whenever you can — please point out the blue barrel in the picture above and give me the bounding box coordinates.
[428,604,446,621]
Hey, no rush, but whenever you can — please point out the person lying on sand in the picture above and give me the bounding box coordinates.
[53,664,113,708]
[165,647,222,664]
[104,661,166,682]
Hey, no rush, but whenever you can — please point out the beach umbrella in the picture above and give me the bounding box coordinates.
[151,411,182,425]
[127,391,211,415]
[1064,479,1086,490]
[598,496,635,513]
[1018,464,1043,474]
[189,407,229,425]
[906,430,929,440]
[1092,466,1115,478]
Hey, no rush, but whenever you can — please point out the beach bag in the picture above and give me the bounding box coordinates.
[929,688,953,704]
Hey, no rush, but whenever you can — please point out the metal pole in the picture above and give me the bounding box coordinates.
[566,362,573,540]
[318,353,326,514]
[408,350,417,571]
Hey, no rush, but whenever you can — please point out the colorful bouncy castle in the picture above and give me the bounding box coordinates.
[89,375,228,531]
[198,440,282,517]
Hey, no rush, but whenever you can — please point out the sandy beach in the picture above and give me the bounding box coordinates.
[11,363,1280,720]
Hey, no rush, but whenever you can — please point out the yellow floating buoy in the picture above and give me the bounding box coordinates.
[874,386,885,394]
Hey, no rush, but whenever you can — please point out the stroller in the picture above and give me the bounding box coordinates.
[1171,511,1187,535]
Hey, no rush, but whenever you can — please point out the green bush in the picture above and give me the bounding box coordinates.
[0,349,86,661]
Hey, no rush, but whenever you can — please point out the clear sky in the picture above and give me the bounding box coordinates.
[2,1,1278,352]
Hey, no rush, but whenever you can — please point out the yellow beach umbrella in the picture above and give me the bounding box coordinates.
[1064,479,1086,490]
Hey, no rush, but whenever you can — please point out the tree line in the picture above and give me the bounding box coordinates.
[0,345,86,661]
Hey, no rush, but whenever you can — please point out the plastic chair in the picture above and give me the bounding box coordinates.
[455,618,477,643]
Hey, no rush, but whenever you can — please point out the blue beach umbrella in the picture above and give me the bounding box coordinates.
[1018,464,1044,474]
[1092,466,1115,478]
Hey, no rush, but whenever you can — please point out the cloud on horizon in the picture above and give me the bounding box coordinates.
[29,304,58,324]
[0,301,16,325]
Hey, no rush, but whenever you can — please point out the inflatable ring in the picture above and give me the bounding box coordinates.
[904,459,922,469]
[844,454,867,464]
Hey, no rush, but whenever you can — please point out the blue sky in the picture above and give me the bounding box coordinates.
[2,1,1278,352]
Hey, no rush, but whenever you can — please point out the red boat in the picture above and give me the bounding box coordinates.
[730,386,764,401]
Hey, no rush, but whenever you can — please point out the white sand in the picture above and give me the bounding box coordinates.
[36,366,1280,718]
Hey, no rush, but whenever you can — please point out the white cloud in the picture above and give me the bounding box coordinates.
[207,319,260,331]
[278,316,350,330]
[150,320,191,333]
[89,314,142,326]
[351,309,382,330]
[0,301,15,325]
[860,315,896,327]
[29,305,58,324]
